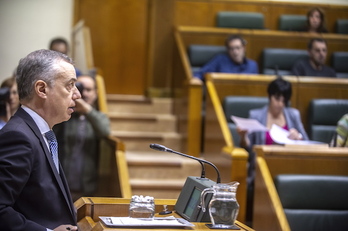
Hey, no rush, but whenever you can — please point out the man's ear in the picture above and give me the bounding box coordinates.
[35,80,48,99]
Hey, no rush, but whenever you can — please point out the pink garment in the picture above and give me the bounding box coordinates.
[265,124,289,145]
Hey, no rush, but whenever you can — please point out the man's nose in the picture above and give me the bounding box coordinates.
[73,87,82,99]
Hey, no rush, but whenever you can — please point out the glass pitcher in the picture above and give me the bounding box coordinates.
[200,182,240,229]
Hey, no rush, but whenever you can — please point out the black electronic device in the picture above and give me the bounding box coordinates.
[175,176,215,222]
[149,144,221,222]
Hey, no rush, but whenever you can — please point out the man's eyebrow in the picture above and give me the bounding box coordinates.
[65,78,77,84]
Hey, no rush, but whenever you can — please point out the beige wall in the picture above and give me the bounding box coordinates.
[0,0,73,83]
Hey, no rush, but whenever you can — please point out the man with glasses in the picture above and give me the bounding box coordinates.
[195,35,259,81]
[54,75,110,201]
[0,49,80,231]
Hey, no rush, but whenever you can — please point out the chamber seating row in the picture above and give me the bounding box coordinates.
[253,145,348,231]
[216,11,348,34]
[188,44,348,78]
[222,96,348,145]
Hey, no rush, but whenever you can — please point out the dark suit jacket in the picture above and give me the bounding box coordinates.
[0,108,76,230]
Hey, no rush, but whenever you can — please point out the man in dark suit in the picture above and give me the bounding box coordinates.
[0,49,81,231]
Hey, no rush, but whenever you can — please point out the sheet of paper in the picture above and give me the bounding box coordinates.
[99,216,195,227]
[115,217,180,225]
[269,124,326,145]
[231,116,268,133]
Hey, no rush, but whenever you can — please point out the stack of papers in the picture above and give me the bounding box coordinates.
[231,116,267,133]
[99,216,195,228]
[231,116,327,146]
[269,124,326,146]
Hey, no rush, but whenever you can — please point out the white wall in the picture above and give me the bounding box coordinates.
[0,0,73,83]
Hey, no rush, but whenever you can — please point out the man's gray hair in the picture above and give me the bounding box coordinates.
[16,49,74,101]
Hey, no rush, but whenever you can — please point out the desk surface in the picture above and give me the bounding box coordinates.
[254,145,348,157]
[75,197,254,231]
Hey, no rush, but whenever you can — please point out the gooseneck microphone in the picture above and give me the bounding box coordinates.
[150,143,221,183]
[150,143,206,179]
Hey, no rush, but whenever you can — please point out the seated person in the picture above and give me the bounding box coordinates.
[1,76,20,116]
[292,38,336,77]
[305,7,328,33]
[0,87,9,129]
[332,113,348,147]
[49,37,82,77]
[237,77,308,220]
[0,76,20,129]
[54,75,110,201]
[239,77,308,169]
[194,35,258,80]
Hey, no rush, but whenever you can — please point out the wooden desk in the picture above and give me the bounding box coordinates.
[253,145,348,177]
[75,197,254,231]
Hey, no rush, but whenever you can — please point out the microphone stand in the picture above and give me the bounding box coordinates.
[150,144,221,183]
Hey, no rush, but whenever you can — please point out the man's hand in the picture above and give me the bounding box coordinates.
[74,98,92,115]
[53,225,78,231]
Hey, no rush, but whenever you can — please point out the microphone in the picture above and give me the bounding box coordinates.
[150,143,221,183]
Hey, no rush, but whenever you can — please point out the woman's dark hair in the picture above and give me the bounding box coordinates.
[306,7,328,33]
[267,77,292,107]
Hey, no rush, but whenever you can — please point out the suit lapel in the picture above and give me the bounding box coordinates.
[17,108,76,221]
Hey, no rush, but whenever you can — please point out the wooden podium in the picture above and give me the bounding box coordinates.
[75,197,254,231]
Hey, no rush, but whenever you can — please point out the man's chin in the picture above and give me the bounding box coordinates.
[64,114,72,121]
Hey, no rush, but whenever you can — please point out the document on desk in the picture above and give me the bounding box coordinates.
[231,116,268,133]
[269,124,326,145]
[99,216,195,228]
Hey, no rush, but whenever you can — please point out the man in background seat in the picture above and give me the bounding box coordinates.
[292,38,336,77]
[49,37,82,77]
[54,75,110,201]
[194,35,258,80]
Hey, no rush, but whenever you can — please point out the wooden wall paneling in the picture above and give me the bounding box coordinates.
[174,1,213,27]
[147,0,175,93]
[74,0,149,95]
[320,6,348,33]
[267,3,309,31]
[210,2,270,29]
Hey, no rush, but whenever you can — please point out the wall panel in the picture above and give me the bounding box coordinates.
[74,0,149,95]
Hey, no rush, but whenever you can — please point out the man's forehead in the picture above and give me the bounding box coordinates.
[228,39,243,46]
[312,41,327,49]
[55,62,76,81]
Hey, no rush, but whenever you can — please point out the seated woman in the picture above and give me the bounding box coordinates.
[305,7,328,33]
[0,76,20,129]
[239,77,308,149]
[238,77,309,220]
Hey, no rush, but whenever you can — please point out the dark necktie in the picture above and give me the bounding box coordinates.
[45,130,60,173]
